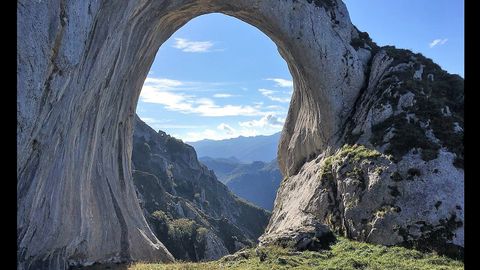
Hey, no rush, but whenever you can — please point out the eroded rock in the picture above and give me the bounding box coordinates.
[264,47,464,259]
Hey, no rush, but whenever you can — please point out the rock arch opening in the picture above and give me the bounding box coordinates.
[136,12,292,144]
[132,13,293,261]
[18,1,368,268]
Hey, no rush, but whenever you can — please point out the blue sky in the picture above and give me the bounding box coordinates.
[137,0,464,142]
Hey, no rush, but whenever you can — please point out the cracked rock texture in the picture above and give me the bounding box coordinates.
[263,46,464,258]
[17,0,463,268]
[18,0,361,268]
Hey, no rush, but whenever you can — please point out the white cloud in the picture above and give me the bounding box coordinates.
[429,38,448,48]
[258,88,291,103]
[138,117,163,125]
[139,116,207,130]
[266,78,293,88]
[173,38,214,53]
[144,77,183,89]
[266,105,284,110]
[184,128,259,142]
[239,113,285,129]
[217,123,235,135]
[143,77,234,92]
[140,76,267,117]
[213,93,233,98]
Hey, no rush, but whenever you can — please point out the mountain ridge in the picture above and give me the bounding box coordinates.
[131,116,271,261]
[188,132,281,163]
[199,157,283,210]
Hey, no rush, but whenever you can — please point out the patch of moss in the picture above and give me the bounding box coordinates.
[383,46,415,66]
[407,168,422,179]
[375,204,401,218]
[338,144,382,162]
[369,47,463,168]
[305,0,336,10]
[370,114,440,162]
[320,145,381,186]
[350,37,364,50]
[388,186,401,197]
[349,27,379,54]
[398,215,464,260]
[390,171,403,182]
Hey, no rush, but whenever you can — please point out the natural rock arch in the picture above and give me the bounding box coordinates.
[18,0,395,269]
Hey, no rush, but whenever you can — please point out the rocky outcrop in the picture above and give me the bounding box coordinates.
[132,116,270,261]
[17,0,362,268]
[17,0,463,268]
[264,44,464,258]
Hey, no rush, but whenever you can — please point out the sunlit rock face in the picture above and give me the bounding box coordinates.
[263,48,464,259]
[17,0,363,268]
[17,0,463,269]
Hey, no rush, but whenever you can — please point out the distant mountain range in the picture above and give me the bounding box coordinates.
[187,132,281,163]
[200,157,283,211]
[131,116,270,261]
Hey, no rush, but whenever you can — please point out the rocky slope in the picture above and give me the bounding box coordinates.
[131,116,270,261]
[17,0,463,268]
[263,34,464,259]
[188,133,281,163]
[200,157,282,211]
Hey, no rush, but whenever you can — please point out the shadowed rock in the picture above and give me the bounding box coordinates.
[17,0,463,268]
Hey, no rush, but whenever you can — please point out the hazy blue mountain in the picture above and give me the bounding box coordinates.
[200,157,283,210]
[132,116,270,261]
[188,132,281,163]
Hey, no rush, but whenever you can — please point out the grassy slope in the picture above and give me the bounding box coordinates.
[129,237,463,270]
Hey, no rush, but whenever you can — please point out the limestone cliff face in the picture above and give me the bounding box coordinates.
[17,0,463,268]
[17,1,364,268]
[131,116,270,261]
[266,41,464,258]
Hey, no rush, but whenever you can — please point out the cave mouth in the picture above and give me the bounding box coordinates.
[18,0,363,268]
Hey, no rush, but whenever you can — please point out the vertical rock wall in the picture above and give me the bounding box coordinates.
[18,0,364,268]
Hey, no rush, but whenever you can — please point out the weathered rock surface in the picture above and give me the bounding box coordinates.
[17,0,463,268]
[264,45,464,258]
[18,0,364,268]
[132,116,270,261]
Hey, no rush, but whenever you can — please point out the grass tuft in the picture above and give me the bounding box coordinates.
[129,237,463,270]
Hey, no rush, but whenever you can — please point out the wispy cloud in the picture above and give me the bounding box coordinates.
[143,77,231,92]
[429,38,448,48]
[217,123,235,135]
[140,76,267,117]
[239,113,285,129]
[266,78,293,88]
[213,93,233,98]
[144,78,184,89]
[183,127,259,142]
[173,38,215,53]
[258,88,291,103]
[139,116,207,130]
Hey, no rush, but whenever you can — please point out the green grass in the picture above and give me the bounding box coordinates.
[321,144,382,174]
[129,237,463,270]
